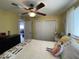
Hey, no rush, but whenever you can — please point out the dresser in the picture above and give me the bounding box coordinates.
[0,34,20,54]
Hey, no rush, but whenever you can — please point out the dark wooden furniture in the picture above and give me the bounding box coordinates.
[0,34,20,54]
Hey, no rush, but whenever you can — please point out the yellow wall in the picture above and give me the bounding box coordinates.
[25,15,65,33]
[24,15,65,38]
[36,16,65,32]
[0,9,19,35]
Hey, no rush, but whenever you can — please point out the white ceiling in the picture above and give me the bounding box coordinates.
[0,0,77,15]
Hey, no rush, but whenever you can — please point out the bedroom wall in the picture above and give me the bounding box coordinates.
[0,9,19,35]
[25,15,65,32]
[24,15,65,39]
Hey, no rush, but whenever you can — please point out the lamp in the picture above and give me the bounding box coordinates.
[28,12,36,17]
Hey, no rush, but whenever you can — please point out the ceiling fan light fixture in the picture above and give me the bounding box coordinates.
[28,12,36,17]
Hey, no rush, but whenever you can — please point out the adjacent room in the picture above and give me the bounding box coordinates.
[0,0,79,59]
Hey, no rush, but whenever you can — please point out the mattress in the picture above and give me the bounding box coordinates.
[15,39,59,59]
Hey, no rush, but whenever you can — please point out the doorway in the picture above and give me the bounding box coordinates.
[19,20,25,42]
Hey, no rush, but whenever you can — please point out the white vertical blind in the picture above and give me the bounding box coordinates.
[74,6,79,36]
[66,7,75,35]
[66,6,79,36]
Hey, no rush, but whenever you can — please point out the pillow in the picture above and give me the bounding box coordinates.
[47,45,64,57]
[51,45,61,55]
[55,45,64,56]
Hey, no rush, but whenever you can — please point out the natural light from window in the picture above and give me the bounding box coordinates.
[74,6,79,36]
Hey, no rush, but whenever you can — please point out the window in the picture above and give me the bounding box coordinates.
[66,7,79,36]
[74,7,79,36]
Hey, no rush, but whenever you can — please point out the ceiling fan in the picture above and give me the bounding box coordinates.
[11,2,46,17]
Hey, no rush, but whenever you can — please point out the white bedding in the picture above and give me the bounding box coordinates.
[15,39,59,59]
[63,38,79,59]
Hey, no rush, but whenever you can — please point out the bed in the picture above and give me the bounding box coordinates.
[14,39,59,59]
[0,39,60,59]
[61,37,79,59]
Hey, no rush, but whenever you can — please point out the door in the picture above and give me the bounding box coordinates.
[34,20,56,41]
[24,21,32,39]
[19,21,25,42]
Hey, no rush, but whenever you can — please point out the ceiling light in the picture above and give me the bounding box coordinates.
[28,12,36,17]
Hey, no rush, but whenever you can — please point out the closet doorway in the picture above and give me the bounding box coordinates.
[25,20,57,41]
[34,20,56,41]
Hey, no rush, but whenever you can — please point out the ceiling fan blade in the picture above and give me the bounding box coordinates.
[11,3,18,7]
[36,2,45,10]
[36,12,46,16]
[24,8,29,10]
[21,12,28,15]
[11,3,29,10]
